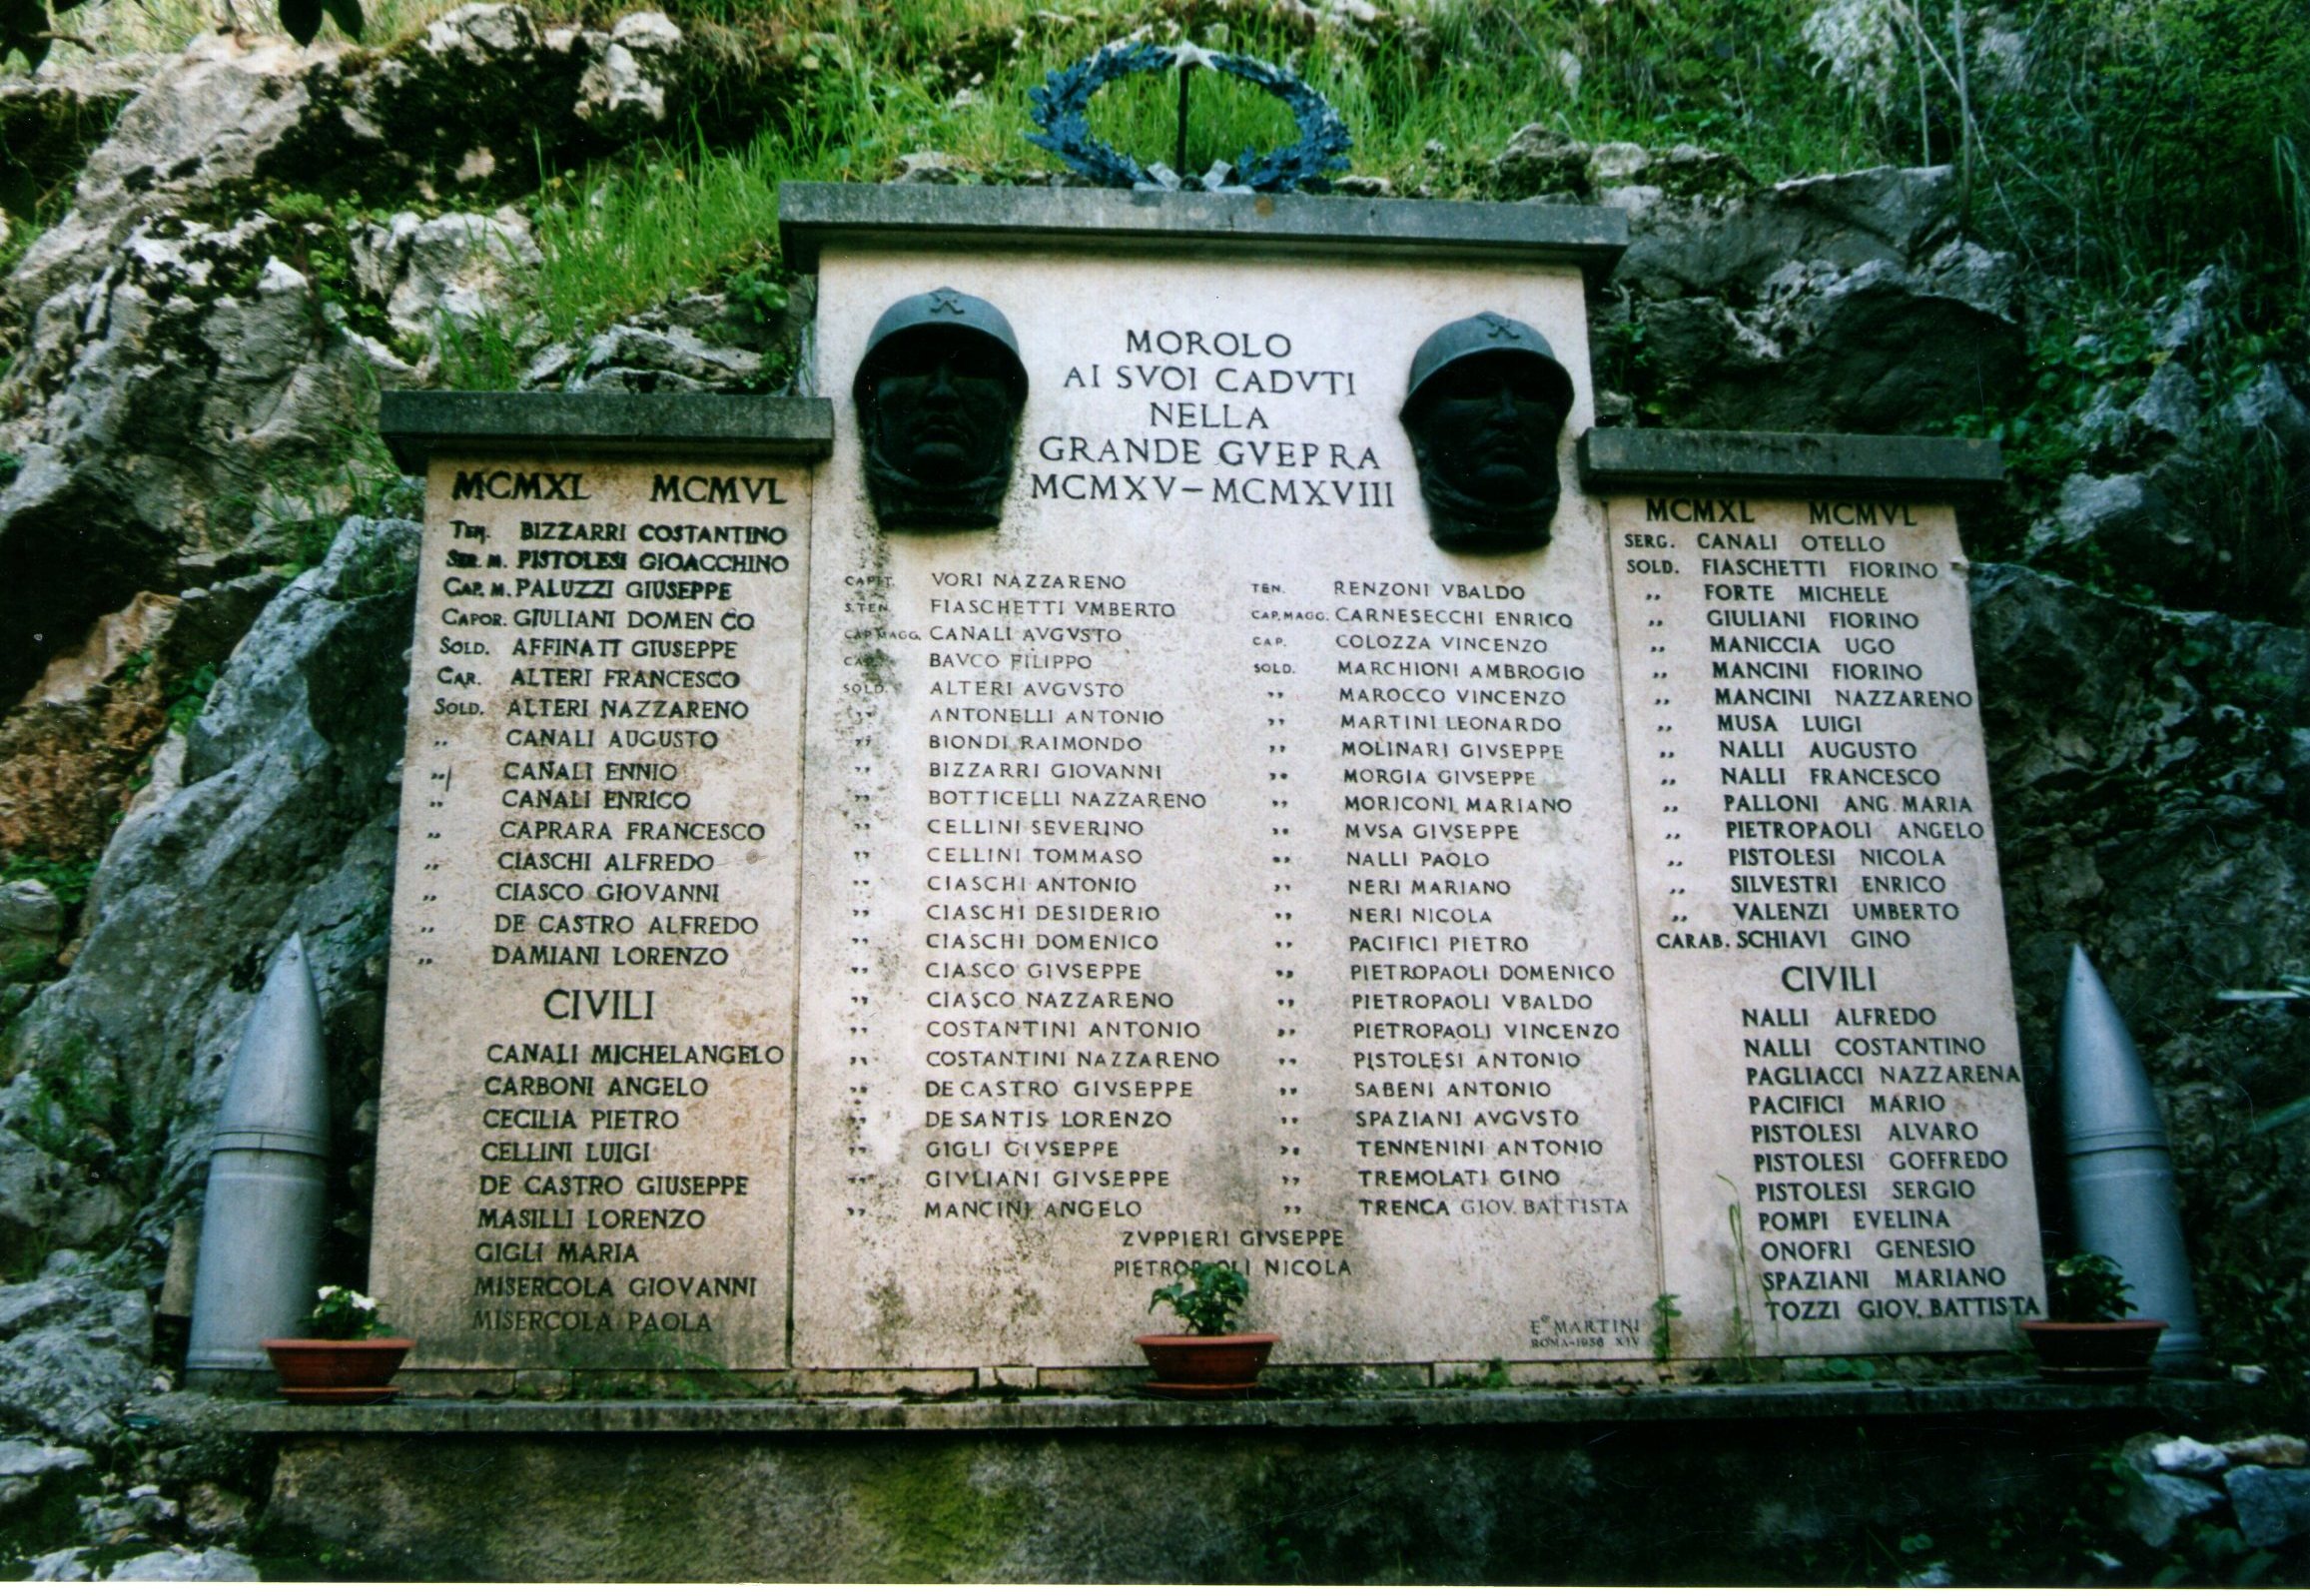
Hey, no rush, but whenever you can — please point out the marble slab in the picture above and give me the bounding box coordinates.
[1604,491,2045,1357]
[370,455,811,1372]
[790,249,1662,1374]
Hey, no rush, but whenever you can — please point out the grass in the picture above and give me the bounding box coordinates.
[450,0,1888,361]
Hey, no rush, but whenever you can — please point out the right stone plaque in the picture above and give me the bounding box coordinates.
[1606,491,2044,1358]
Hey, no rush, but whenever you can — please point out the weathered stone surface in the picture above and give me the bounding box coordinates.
[562,323,765,392]
[0,518,418,1275]
[0,579,281,861]
[0,882,62,985]
[0,1265,153,1445]
[2120,1468,2224,1548]
[0,55,162,230]
[1625,241,2020,432]
[2223,1434,2309,1468]
[573,10,684,139]
[1970,564,2310,1357]
[0,1435,94,1476]
[1610,165,1964,301]
[77,1484,179,1543]
[2147,1435,2230,1476]
[2029,358,2310,624]
[2227,1464,2310,1548]
[253,1401,2209,1581]
[0,1435,93,1508]
[0,208,375,699]
[9,7,692,309]
[29,1543,259,1580]
[178,1482,251,1545]
[0,5,721,701]
[350,210,540,343]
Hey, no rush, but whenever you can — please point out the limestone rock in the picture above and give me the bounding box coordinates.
[0,6,710,700]
[1613,164,1962,303]
[573,11,684,140]
[179,1482,251,1544]
[0,883,61,938]
[29,1543,259,1580]
[78,1484,179,1543]
[8,33,332,308]
[104,1546,260,1581]
[2154,265,2240,354]
[2129,361,2202,445]
[2147,1435,2230,1476]
[2025,359,2310,621]
[1492,126,1588,200]
[0,1267,153,1445]
[0,56,163,238]
[564,325,765,394]
[0,881,62,987]
[0,1435,93,1508]
[2026,472,2162,562]
[1601,162,2021,432]
[0,577,281,861]
[892,151,963,184]
[2223,1434,2309,1468]
[0,1121,127,1264]
[0,517,417,1266]
[2227,1464,2310,1548]
[2120,1468,2224,1548]
[1633,246,2021,432]
[350,211,540,343]
[0,207,372,699]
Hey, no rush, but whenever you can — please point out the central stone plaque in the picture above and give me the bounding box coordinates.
[791,245,1661,1374]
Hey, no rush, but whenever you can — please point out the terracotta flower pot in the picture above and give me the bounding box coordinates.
[2019,1319,2165,1382]
[261,1337,416,1404]
[1135,1332,1279,1398]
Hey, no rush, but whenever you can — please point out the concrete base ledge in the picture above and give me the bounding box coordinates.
[247,1379,2257,1581]
[232,1376,2232,1435]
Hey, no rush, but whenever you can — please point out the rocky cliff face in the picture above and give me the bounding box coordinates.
[0,2,2300,1532]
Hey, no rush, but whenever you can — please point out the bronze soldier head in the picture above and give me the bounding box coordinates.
[1399,312,1575,555]
[852,287,1030,530]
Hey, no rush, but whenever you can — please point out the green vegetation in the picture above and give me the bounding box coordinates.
[1648,1290,1680,1361]
[0,851,94,909]
[2045,1251,2137,1323]
[305,1282,392,1338]
[1148,1257,1249,1334]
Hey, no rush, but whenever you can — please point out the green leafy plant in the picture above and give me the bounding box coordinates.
[2045,1251,2136,1323]
[1649,1290,1681,1361]
[1148,1259,1249,1335]
[164,664,218,738]
[0,853,94,919]
[305,1283,393,1339]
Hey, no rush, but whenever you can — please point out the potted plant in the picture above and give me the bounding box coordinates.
[262,1285,415,1404]
[2018,1252,2165,1381]
[1135,1261,1277,1398]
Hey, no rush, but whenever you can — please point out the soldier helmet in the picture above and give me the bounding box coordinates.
[853,287,1029,408]
[1401,312,1574,422]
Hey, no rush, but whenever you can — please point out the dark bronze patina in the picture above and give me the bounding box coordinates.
[1399,312,1575,555]
[853,287,1029,530]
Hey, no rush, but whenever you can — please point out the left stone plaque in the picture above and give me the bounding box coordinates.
[372,454,810,1374]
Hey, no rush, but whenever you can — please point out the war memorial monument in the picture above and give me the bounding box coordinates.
[365,164,2044,1391]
